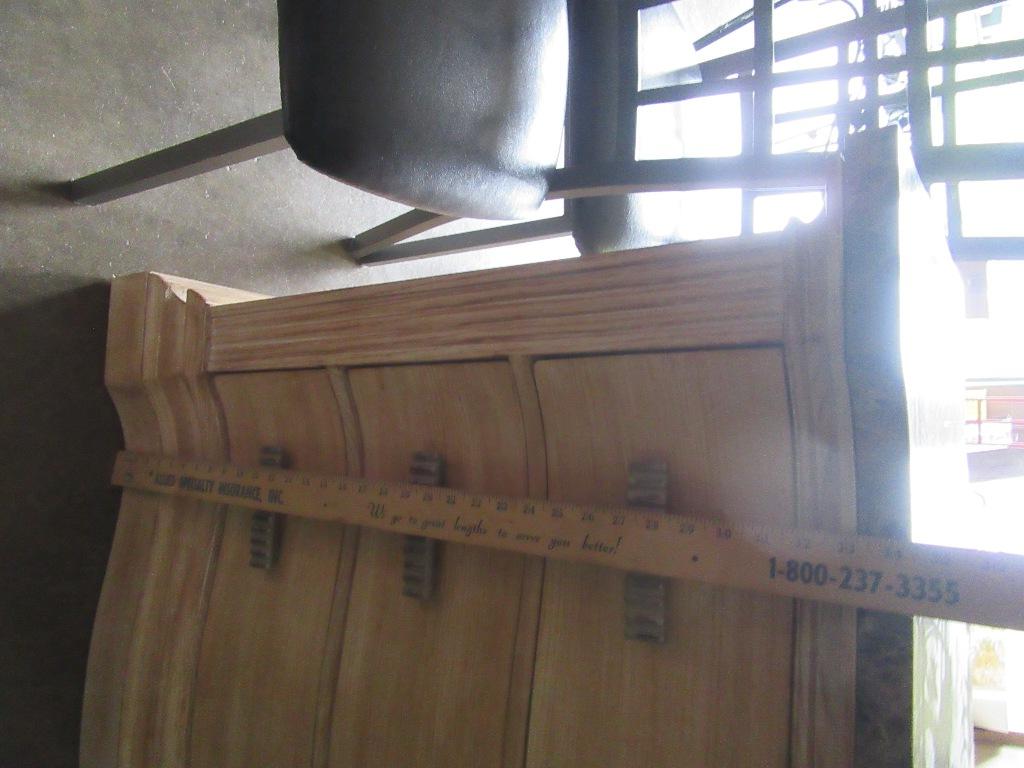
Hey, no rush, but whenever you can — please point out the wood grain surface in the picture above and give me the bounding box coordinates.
[84,274,262,768]
[327,363,535,768]
[783,219,858,767]
[501,357,548,768]
[81,275,161,768]
[117,285,227,768]
[526,351,796,768]
[189,370,352,768]
[206,236,790,371]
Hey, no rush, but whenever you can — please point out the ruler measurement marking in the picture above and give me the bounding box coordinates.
[110,451,1024,631]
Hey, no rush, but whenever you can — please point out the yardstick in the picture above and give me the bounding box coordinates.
[111,451,1024,631]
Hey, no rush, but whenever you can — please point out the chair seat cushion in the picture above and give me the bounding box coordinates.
[279,0,567,220]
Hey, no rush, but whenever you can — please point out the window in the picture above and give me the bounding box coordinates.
[632,0,1024,255]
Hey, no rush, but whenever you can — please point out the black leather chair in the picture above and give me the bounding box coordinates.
[70,0,569,221]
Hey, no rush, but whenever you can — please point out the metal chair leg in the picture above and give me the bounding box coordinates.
[68,110,288,204]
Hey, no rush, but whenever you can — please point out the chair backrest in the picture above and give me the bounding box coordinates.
[566,0,702,254]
